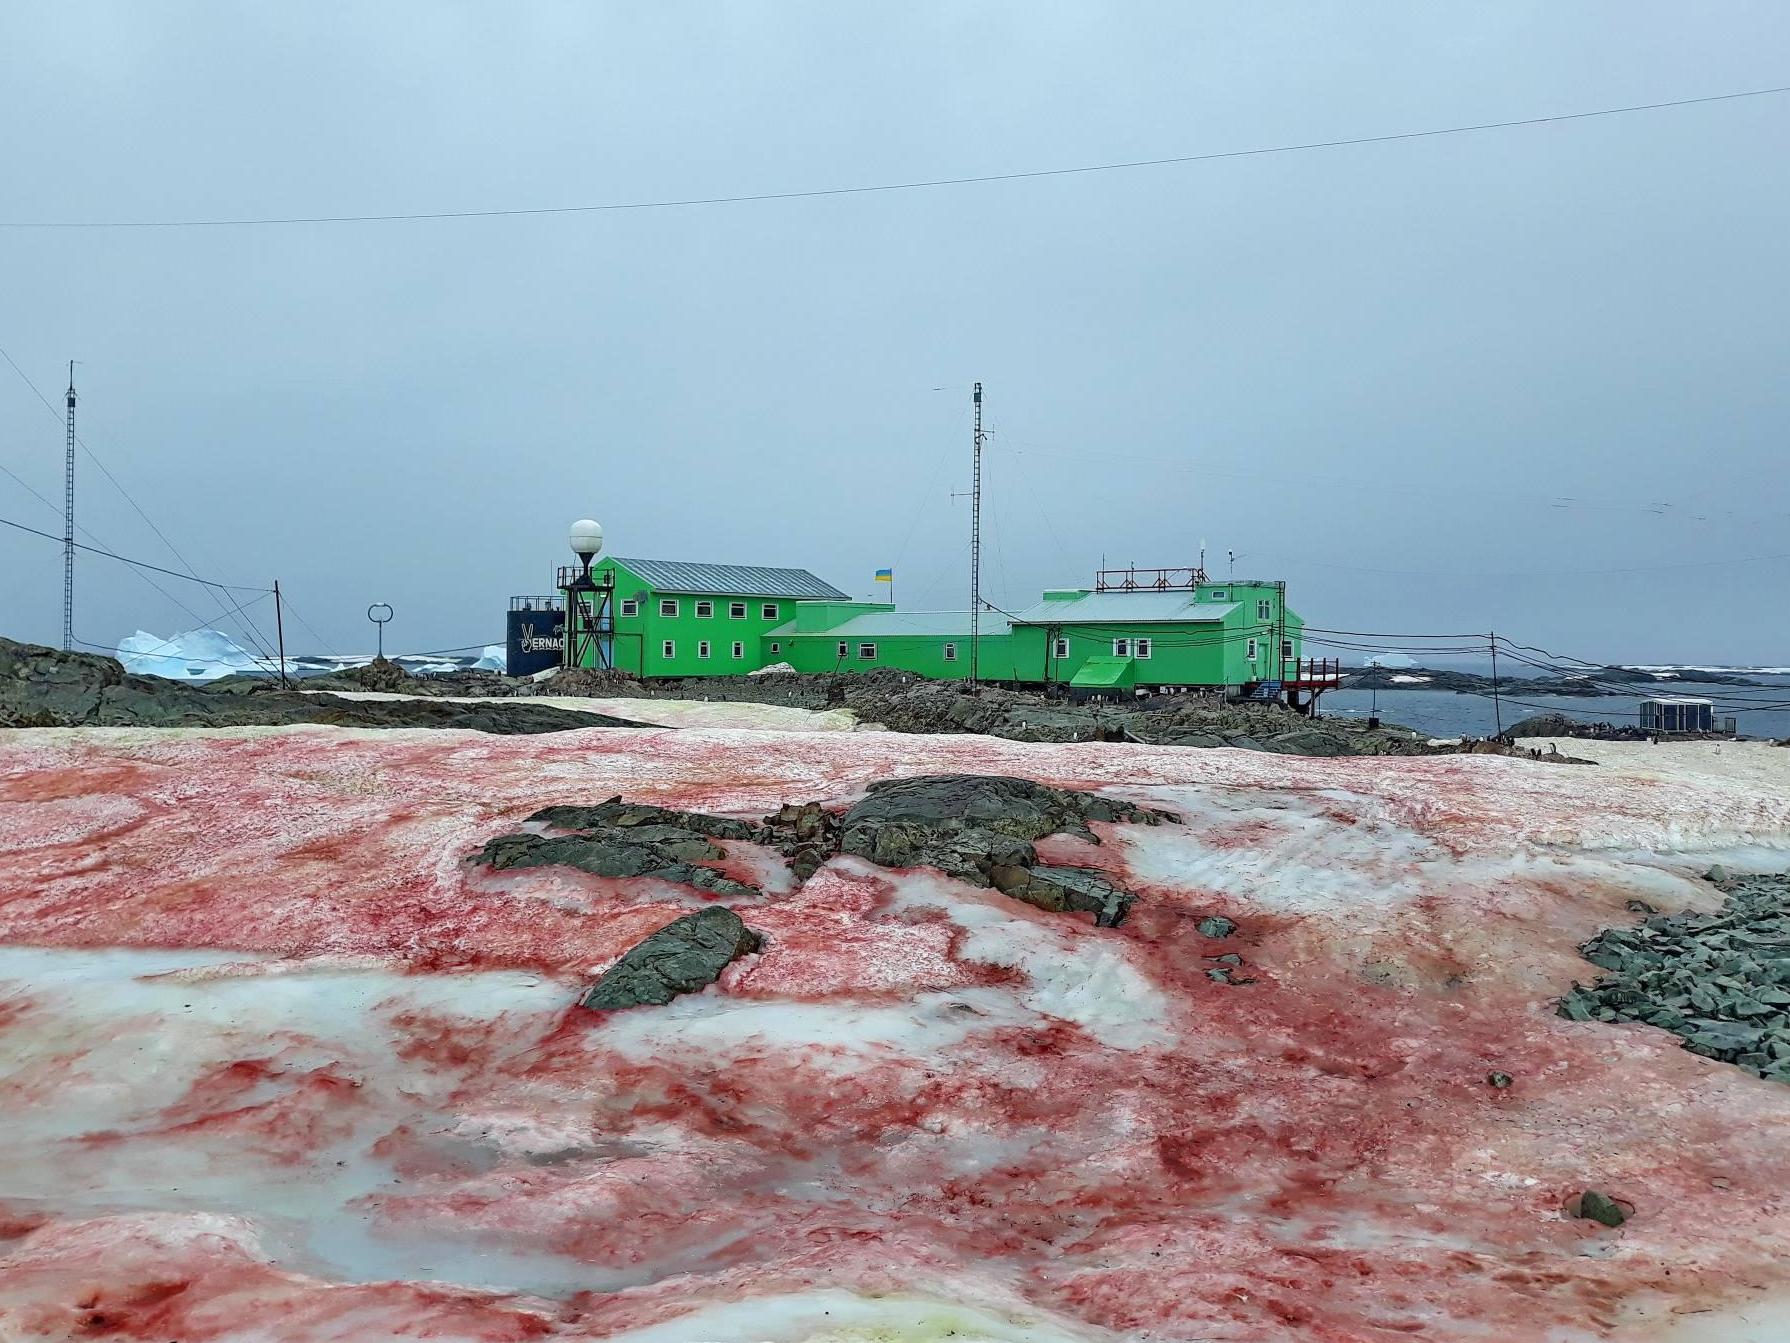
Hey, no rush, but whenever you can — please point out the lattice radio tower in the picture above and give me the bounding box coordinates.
[62,362,76,651]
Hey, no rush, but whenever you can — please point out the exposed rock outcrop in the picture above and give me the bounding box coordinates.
[0,637,637,734]
[475,830,758,898]
[580,906,762,1010]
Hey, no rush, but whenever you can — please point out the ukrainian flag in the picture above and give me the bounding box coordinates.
[875,568,893,582]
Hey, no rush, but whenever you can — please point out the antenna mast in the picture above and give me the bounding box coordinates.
[969,381,984,685]
[63,362,76,651]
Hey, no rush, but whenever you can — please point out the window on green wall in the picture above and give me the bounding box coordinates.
[762,603,780,621]
[943,643,957,661]
[729,601,746,619]
[858,643,877,660]
[1246,638,1258,660]
[770,642,781,653]
[659,599,678,618]
[1210,590,1227,601]
[836,641,849,660]
[662,640,675,659]
[1281,639,1294,659]
[619,599,639,617]
[1113,638,1131,657]
[1053,638,1069,659]
[731,641,744,659]
[1257,599,1272,620]
[1135,637,1152,660]
[696,601,714,619]
[698,641,711,660]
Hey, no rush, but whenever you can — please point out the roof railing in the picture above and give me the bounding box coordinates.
[1094,565,1208,592]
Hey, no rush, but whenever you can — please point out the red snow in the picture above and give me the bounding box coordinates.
[2,724,1790,1340]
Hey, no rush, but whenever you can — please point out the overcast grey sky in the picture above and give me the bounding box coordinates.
[2,3,1786,664]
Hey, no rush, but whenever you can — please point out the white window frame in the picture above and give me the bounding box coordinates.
[1210,589,1228,601]
[659,598,679,618]
[943,642,958,662]
[697,640,711,660]
[1134,637,1152,660]
[1281,638,1294,660]
[837,641,850,660]
[1257,599,1272,621]
[769,642,781,654]
[858,642,877,661]
[1053,637,1069,659]
[619,599,639,618]
[1113,638,1131,657]
[731,641,744,659]
[661,640,676,659]
[762,602,779,621]
[1246,637,1258,660]
[695,600,714,619]
[729,601,747,620]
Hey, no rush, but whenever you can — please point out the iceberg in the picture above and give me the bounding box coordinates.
[471,644,505,672]
[116,629,272,682]
[1363,652,1416,669]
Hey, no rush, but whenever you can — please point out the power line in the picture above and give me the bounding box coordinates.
[0,514,270,591]
[8,85,1788,230]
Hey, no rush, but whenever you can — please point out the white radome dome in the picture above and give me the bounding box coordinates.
[568,519,605,558]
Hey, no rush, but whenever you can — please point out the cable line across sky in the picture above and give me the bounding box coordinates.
[3,84,1786,230]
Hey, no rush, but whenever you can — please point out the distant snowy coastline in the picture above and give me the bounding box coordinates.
[117,628,504,682]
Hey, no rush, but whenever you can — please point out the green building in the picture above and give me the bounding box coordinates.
[585,556,848,678]
[561,553,1332,704]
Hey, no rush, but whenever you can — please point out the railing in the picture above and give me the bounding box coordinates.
[509,595,562,613]
[1094,565,1208,592]
[1282,657,1342,685]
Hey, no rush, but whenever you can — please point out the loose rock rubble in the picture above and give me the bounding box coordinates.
[1559,872,1790,1083]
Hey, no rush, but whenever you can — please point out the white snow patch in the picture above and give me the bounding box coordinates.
[1389,674,1432,684]
[591,988,1032,1069]
[1120,786,1443,916]
[888,868,1173,1050]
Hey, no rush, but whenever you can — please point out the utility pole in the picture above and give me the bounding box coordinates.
[273,580,289,687]
[969,381,984,685]
[63,363,76,651]
[1490,631,1504,738]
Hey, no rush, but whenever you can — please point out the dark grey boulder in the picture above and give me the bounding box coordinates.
[1197,916,1237,939]
[834,774,1171,924]
[581,906,762,1010]
[475,832,758,898]
[1503,712,1578,740]
[1264,729,1351,757]
[531,798,759,842]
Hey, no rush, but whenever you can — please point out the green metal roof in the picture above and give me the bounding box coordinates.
[608,556,848,600]
[1011,593,1238,625]
[779,610,977,639]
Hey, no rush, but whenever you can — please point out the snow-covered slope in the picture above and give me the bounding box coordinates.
[3,726,1790,1341]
